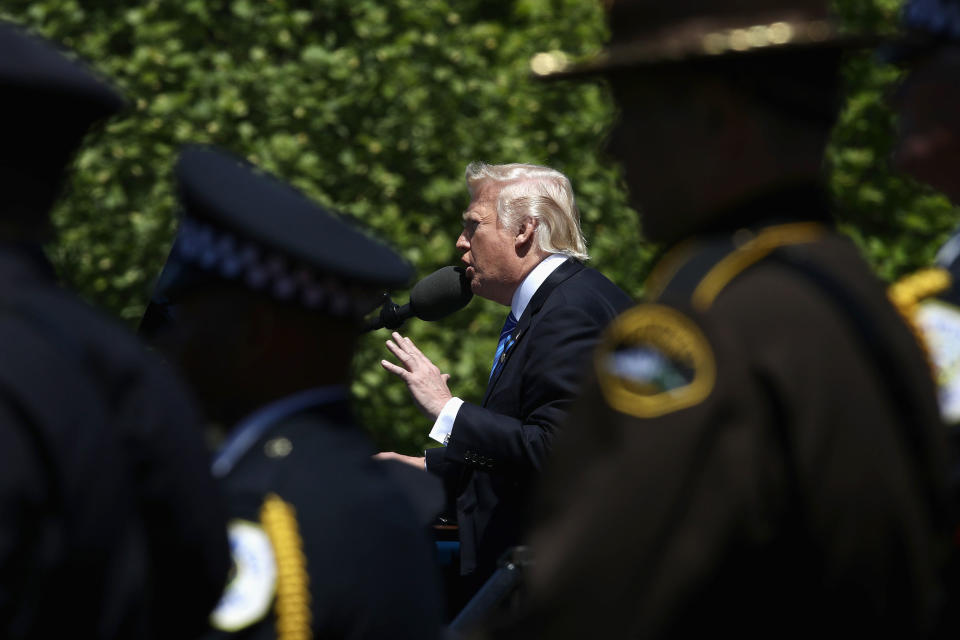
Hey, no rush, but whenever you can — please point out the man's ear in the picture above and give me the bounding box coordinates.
[515,217,537,250]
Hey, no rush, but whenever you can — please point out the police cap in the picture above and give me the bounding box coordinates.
[0,20,125,170]
[166,145,413,319]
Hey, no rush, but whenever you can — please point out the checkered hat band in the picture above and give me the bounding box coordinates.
[174,217,383,317]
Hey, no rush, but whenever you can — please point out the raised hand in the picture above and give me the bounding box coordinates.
[381,332,453,420]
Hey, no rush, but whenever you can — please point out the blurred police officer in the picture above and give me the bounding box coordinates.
[889,0,960,204]
[493,1,955,638]
[147,145,444,639]
[0,20,229,640]
[886,0,960,452]
[884,1,960,631]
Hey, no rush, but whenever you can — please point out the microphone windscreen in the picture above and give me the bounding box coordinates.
[409,266,474,321]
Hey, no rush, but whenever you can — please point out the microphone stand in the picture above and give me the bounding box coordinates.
[446,546,532,638]
[362,293,411,333]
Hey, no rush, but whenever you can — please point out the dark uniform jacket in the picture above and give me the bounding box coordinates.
[505,187,953,639]
[205,396,444,640]
[890,231,960,453]
[890,233,960,635]
[425,258,632,583]
[0,244,230,639]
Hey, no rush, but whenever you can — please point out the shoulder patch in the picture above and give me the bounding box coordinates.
[596,304,716,418]
[210,519,277,632]
[916,298,960,424]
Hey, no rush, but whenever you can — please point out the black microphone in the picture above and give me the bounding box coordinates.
[364,266,473,332]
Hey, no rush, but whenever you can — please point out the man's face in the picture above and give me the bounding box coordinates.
[604,67,722,243]
[892,45,960,202]
[456,182,520,305]
[150,287,252,423]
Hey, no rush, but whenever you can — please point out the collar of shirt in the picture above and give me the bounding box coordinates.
[211,385,349,478]
[510,253,568,320]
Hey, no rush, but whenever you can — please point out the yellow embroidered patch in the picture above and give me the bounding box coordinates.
[596,304,716,418]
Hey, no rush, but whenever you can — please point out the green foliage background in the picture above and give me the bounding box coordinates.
[2,0,957,452]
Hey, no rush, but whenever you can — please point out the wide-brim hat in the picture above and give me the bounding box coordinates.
[530,0,882,79]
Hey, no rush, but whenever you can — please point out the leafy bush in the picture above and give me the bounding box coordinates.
[3,0,955,451]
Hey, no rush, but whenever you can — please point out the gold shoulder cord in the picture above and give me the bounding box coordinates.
[643,237,698,302]
[691,222,827,311]
[888,268,953,373]
[261,493,312,640]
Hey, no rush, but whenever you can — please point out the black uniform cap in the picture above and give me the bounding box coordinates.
[0,20,125,171]
[165,145,413,318]
[883,0,960,63]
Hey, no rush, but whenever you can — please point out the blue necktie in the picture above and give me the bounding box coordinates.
[489,311,518,381]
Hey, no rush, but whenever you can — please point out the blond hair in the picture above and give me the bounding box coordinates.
[464,162,589,261]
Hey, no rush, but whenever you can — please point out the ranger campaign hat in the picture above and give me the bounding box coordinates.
[530,0,880,79]
[0,20,125,169]
[157,146,413,320]
[882,0,960,63]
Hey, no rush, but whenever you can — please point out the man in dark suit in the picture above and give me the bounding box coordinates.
[493,1,954,638]
[0,20,229,639]
[377,162,632,599]
[146,145,445,640]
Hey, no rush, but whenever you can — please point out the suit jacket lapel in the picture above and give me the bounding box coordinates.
[481,258,584,405]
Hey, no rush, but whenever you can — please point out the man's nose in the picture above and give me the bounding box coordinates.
[456,233,469,252]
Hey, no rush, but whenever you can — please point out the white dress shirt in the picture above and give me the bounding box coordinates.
[428,253,569,445]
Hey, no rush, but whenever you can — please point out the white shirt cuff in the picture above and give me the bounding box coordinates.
[429,397,464,445]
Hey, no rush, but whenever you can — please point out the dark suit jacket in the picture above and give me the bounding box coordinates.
[425,258,632,579]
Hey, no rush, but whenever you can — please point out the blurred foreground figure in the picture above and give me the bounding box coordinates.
[887,0,960,444]
[497,1,955,638]
[0,20,229,639]
[885,0,960,632]
[148,146,444,639]
[890,0,960,204]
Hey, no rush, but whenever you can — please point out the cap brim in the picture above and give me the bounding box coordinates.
[0,21,126,119]
[532,30,885,80]
[876,32,941,65]
[176,145,413,290]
